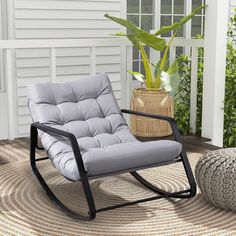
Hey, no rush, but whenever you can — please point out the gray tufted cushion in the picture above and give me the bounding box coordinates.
[28,73,182,181]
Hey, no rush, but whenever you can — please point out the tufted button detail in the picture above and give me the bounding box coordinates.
[28,73,137,181]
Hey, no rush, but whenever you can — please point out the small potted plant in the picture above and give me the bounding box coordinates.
[105,5,205,137]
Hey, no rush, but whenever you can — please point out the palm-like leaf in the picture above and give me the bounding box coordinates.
[104,14,140,34]
[155,5,206,36]
[105,4,206,90]
[105,14,166,51]
[128,71,145,83]
[154,3,205,86]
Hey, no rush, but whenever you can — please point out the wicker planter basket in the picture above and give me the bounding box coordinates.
[130,88,174,137]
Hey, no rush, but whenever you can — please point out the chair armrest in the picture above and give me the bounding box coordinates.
[31,123,87,176]
[121,109,182,143]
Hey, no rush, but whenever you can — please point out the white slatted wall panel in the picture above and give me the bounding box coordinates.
[13,0,124,137]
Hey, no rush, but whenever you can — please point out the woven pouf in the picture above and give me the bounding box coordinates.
[195,148,236,211]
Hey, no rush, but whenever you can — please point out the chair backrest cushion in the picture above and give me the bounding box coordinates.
[28,74,136,156]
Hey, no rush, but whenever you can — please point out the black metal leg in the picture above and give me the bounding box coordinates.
[30,126,96,221]
[130,150,196,199]
[179,150,197,197]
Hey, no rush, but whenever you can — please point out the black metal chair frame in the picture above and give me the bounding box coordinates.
[30,109,196,221]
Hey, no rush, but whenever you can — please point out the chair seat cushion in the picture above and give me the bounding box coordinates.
[52,140,182,181]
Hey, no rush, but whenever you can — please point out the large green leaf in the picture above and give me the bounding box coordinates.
[155,23,180,36]
[134,32,165,51]
[155,5,206,36]
[154,29,178,88]
[153,60,168,77]
[139,43,154,88]
[105,14,140,34]
[128,71,145,83]
[111,32,140,48]
[169,61,180,96]
[167,60,178,75]
[127,34,140,48]
[105,14,166,51]
[113,32,165,51]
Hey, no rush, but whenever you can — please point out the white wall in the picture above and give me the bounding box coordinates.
[7,0,126,138]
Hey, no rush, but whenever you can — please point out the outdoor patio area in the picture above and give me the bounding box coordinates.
[2,136,236,235]
[0,0,235,235]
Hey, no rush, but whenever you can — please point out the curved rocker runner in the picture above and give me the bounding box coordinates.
[28,74,196,221]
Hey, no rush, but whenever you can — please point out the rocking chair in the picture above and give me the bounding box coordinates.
[28,73,196,221]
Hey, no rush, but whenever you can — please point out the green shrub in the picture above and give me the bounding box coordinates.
[195,46,204,134]
[224,12,236,147]
[174,13,236,148]
[224,42,236,147]
[174,45,204,135]
[174,55,191,135]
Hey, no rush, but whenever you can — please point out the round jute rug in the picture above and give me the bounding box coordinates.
[0,153,235,236]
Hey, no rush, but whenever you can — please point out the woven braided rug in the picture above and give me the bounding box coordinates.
[0,151,236,235]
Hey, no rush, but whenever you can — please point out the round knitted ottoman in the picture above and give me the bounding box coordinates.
[195,148,236,212]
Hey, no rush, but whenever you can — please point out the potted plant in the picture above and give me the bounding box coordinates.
[105,5,205,137]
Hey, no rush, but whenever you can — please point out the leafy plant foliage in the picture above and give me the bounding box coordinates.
[175,13,236,147]
[174,46,203,136]
[105,5,205,91]
[174,55,191,135]
[224,11,236,147]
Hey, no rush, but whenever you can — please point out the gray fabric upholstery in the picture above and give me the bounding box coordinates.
[28,73,182,181]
